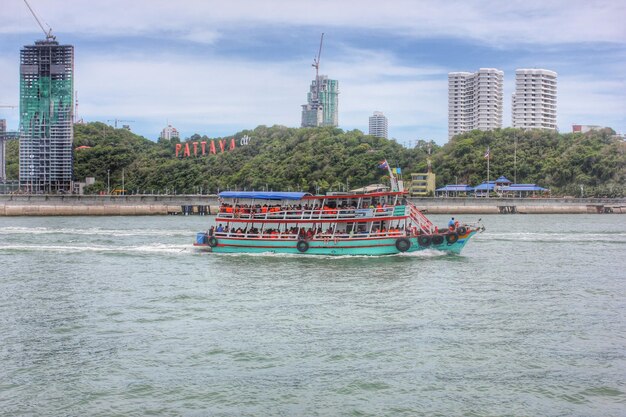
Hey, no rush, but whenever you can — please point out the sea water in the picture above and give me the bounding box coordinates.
[0,214,624,416]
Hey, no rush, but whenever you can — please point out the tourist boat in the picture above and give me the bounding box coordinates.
[194,172,483,255]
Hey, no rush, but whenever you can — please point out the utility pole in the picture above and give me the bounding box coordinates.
[107,169,110,194]
[514,134,517,184]
[122,168,125,196]
[486,146,490,199]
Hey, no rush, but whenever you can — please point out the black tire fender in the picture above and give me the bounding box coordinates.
[446,232,459,244]
[296,239,309,253]
[395,237,411,252]
[208,236,218,247]
[457,226,467,235]
[418,235,431,247]
[431,234,444,246]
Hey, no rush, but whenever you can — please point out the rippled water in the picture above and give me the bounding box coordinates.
[1,214,625,416]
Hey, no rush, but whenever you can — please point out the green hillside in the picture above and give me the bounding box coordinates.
[4,123,625,196]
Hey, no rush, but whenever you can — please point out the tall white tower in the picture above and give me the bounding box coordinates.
[512,69,557,130]
[448,68,503,140]
[369,111,388,139]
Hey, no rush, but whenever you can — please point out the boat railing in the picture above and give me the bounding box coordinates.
[213,230,408,240]
[217,206,397,221]
[407,202,434,234]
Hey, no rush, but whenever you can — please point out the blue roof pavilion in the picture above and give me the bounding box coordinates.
[500,184,549,196]
[495,176,512,185]
[435,184,474,197]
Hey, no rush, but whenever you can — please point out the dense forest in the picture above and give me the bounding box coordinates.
[4,123,625,197]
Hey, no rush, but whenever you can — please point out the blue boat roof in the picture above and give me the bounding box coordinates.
[218,191,311,200]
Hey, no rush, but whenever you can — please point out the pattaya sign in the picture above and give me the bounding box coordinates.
[175,135,251,157]
[175,138,236,158]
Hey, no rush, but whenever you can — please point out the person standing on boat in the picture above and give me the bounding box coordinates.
[448,217,455,231]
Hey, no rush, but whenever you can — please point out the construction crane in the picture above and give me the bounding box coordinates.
[312,33,324,104]
[22,0,55,41]
[107,119,135,128]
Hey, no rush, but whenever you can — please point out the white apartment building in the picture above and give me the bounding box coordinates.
[448,68,503,140]
[512,69,557,130]
[369,111,388,139]
[160,124,180,140]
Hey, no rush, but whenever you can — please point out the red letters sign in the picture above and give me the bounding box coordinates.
[175,138,236,158]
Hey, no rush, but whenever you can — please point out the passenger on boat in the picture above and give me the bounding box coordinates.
[209,226,215,236]
[448,217,455,231]
[216,224,224,233]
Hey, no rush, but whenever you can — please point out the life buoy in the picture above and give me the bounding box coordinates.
[418,235,431,247]
[296,240,309,253]
[457,226,467,235]
[395,237,411,252]
[446,232,459,244]
[208,236,218,247]
[431,234,444,246]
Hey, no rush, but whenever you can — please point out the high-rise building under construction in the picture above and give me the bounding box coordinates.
[19,39,74,193]
[301,75,339,127]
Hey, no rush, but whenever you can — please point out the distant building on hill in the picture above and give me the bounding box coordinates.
[368,112,388,139]
[160,124,180,140]
[572,124,610,133]
[301,75,339,127]
[512,69,557,130]
[448,68,504,140]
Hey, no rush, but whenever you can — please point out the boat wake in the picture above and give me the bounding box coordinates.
[0,243,191,255]
[481,231,626,244]
[0,226,190,238]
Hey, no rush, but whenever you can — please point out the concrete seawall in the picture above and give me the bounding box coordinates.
[414,198,625,214]
[0,195,218,216]
[0,195,624,216]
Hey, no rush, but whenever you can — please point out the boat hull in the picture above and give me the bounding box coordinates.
[194,231,476,256]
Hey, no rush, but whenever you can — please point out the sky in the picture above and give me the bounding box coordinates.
[0,0,625,145]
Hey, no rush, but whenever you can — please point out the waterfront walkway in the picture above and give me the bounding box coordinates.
[0,195,624,216]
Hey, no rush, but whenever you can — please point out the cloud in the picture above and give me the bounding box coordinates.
[557,75,626,130]
[1,0,624,143]
[71,44,451,140]
[2,0,624,45]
